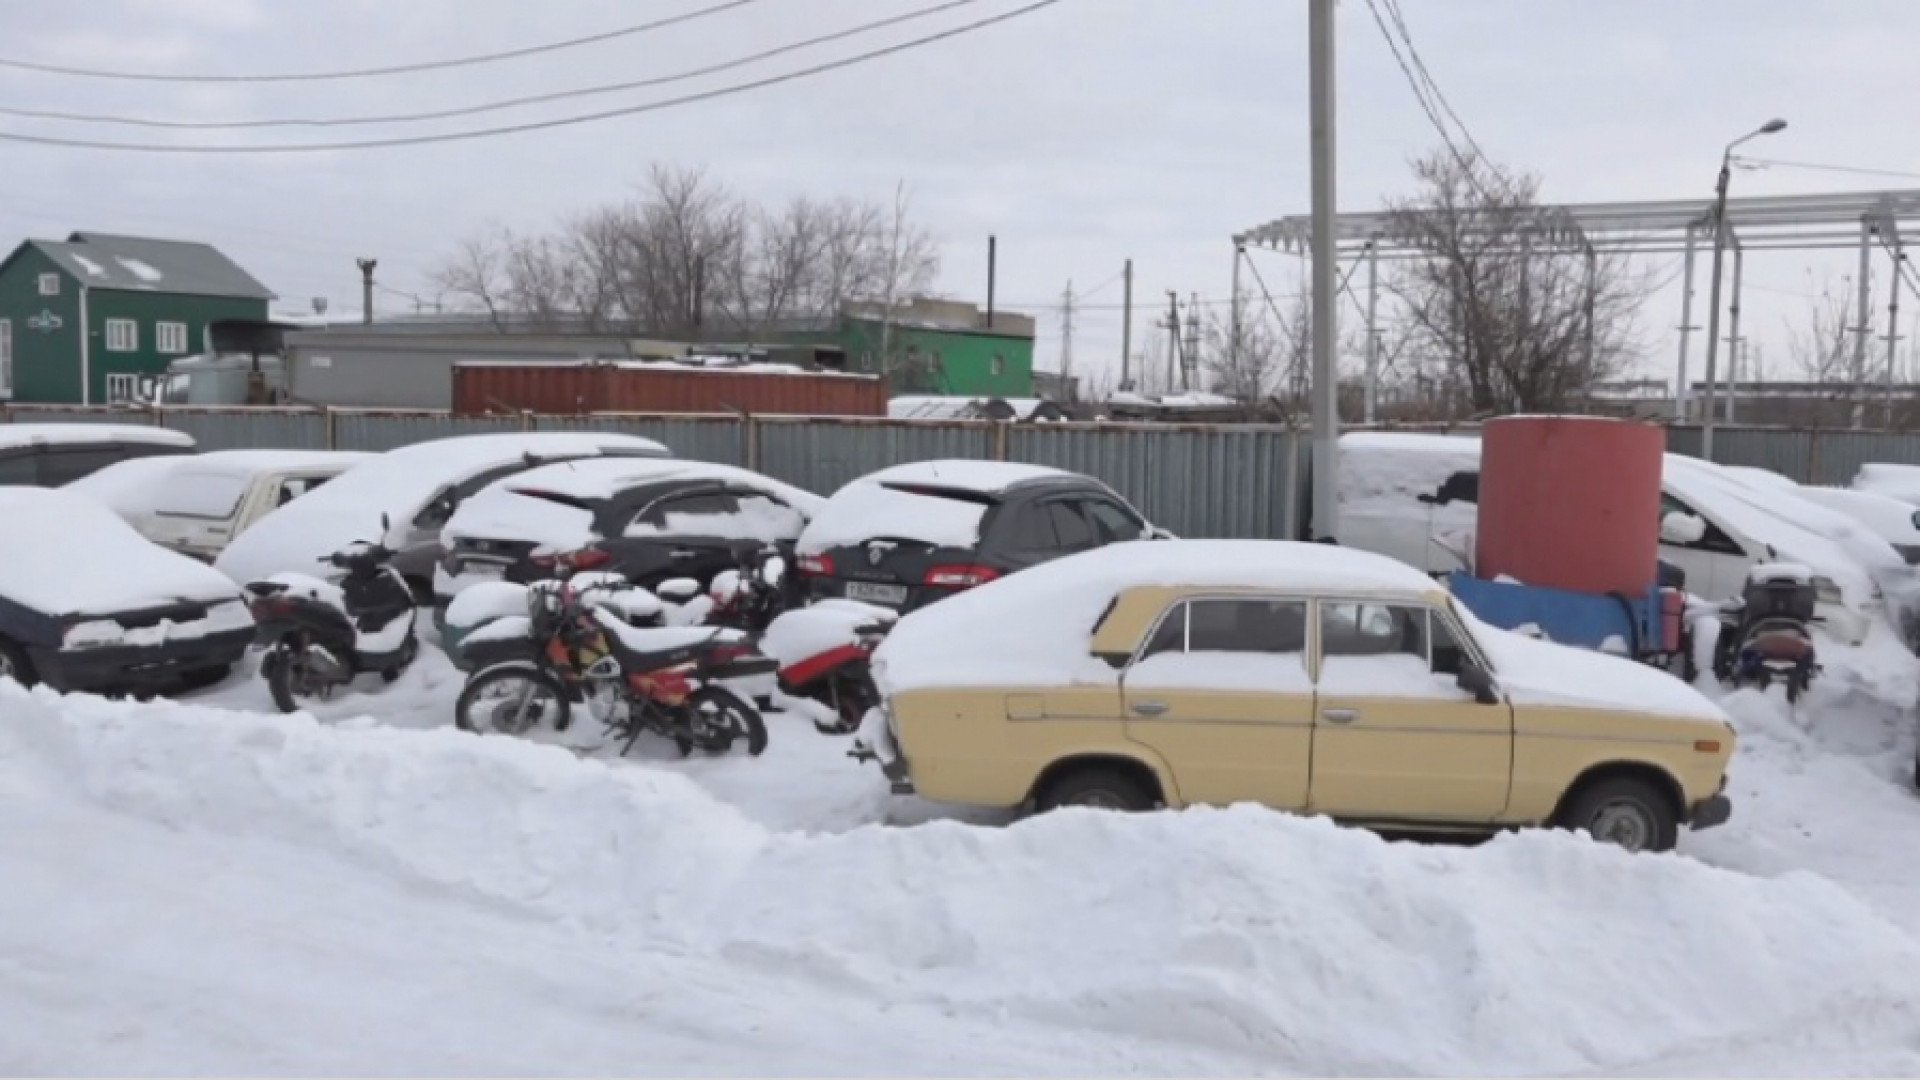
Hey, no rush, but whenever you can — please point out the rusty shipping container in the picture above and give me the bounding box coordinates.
[452,361,887,417]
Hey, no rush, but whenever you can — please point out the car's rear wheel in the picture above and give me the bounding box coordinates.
[1036,765,1155,813]
[1558,775,1678,853]
[0,638,38,689]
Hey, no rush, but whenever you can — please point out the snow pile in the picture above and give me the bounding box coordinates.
[7,684,1920,1075]
[0,488,243,615]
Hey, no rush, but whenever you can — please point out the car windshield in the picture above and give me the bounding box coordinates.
[798,480,991,554]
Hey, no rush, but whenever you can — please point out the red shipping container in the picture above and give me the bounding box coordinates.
[453,361,886,417]
[1475,415,1664,597]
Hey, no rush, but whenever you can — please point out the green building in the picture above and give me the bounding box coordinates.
[758,298,1036,397]
[0,232,274,405]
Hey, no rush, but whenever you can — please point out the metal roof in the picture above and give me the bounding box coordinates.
[27,232,275,300]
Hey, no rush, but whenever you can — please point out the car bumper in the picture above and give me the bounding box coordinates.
[1688,794,1733,831]
[31,627,253,694]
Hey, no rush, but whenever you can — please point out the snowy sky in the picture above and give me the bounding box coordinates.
[0,0,1914,389]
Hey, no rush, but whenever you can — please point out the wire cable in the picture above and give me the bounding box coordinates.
[0,0,768,84]
[0,0,984,130]
[1735,156,1920,183]
[0,0,1064,154]
[1379,0,1489,164]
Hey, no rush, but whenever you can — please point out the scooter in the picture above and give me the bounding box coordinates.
[1712,564,1821,703]
[244,518,419,713]
[762,599,898,734]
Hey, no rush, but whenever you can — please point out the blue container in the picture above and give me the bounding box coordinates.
[1447,572,1662,655]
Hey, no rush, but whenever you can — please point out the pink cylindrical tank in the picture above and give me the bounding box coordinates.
[1475,415,1664,596]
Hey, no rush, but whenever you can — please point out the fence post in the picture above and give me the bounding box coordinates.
[324,407,337,451]
[1284,425,1303,540]
[992,421,1008,461]
[743,413,760,472]
[1808,428,1823,485]
[520,409,533,433]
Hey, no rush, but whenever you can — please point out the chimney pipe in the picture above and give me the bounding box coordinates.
[987,235,997,330]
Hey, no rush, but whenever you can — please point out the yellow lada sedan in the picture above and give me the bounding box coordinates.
[864,539,1734,853]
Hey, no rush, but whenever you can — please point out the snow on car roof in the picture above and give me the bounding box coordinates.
[214,432,669,583]
[863,459,1076,495]
[0,423,195,449]
[876,539,1440,693]
[66,450,372,519]
[0,487,240,615]
[1855,463,1920,504]
[1798,486,1920,545]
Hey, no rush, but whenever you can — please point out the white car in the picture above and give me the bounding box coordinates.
[1794,486,1920,565]
[214,432,671,591]
[65,450,371,561]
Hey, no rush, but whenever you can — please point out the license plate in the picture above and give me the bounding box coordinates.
[844,581,908,605]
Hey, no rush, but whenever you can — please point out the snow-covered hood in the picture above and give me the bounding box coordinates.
[1463,608,1728,723]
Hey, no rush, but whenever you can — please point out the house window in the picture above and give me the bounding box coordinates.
[0,319,12,396]
[105,318,138,352]
[37,273,60,297]
[991,354,1007,376]
[157,321,190,355]
[106,372,141,404]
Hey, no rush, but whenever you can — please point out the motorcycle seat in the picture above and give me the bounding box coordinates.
[589,609,744,674]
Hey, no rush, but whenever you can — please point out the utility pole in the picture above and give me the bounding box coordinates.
[1185,291,1202,390]
[1885,241,1904,426]
[1230,243,1245,378]
[1164,291,1181,392]
[1308,0,1339,539]
[1120,258,1134,390]
[1853,221,1874,428]
[1363,239,1381,423]
[1675,224,1698,419]
[356,257,377,325]
[1060,279,1075,392]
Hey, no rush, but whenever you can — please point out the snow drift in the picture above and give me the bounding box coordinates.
[6,684,1920,1075]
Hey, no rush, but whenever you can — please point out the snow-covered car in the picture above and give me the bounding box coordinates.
[0,422,194,486]
[213,433,670,592]
[0,487,252,694]
[435,458,822,614]
[65,450,372,561]
[795,460,1162,612]
[1789,486,1920,566]
[1328,432,1904,643]
[868,539,1736,853]
[1855,463,1920,506]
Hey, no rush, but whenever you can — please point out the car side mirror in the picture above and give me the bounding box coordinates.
[1660,510,1707,545]
[1456,660,1500,706]
[1147,525,1175,541]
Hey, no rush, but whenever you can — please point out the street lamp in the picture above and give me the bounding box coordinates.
[1701,118,1786,459]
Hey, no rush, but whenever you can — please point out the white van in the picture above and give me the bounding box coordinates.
[66,450,370,562]
[1329,433,1900,644]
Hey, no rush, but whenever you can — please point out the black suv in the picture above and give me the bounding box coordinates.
[794,460,1160,612]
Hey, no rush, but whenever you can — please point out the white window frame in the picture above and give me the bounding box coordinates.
[156,320,189,355]
[105,318,138,353]
[105,372,141,404]
[0,318,13,397]
[37,272,60,297]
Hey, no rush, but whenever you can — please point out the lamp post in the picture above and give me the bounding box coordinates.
[1701,118,1786,460]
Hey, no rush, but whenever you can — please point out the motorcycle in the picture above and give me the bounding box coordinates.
[763,600,896,734]
[454,571,776,758]
[1712,564,1821,702]
[244,519,419,714]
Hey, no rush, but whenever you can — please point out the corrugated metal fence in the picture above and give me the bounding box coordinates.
[9,403,1920,538]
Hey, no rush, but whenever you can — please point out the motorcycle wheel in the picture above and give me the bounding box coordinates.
[690,685,769,757]
[817,667,876,736]
[265,648,305,715]
[456,665,571,737]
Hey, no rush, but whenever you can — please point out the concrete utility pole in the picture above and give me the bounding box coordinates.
[1308,0,1339,539]
[1853,221,1875,428]
[1060,280,1075,389]
[1723,243,1746,424]
[1701,118,1787,458]
[1185,291,1202,390]
[1675,225,1699,419]
[356,258,377,325]
[1885,240,1904,424]
[1165,291,1180,391]
[1120,258,1134,390]
[1363,239,1381,423]
[1230,243,1245,377]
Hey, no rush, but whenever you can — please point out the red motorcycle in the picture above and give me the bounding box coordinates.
[761,599,897,734]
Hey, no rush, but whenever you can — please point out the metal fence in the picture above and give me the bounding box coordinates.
[9,402,1920,535]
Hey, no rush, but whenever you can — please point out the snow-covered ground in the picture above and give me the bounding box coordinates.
[5,615,1920,1074]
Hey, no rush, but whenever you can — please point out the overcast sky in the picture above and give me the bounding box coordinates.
[0,0,1914,392]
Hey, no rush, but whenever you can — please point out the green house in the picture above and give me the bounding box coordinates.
[0,232,274,405]
[751,298,1037,397]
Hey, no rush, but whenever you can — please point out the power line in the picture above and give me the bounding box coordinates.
[1378,0,1488,164]
[0,0,767,84]
[1360,0,1477,176]
[0,1,1063,154]
[0,0,985,131]
[1735,156,1920,183]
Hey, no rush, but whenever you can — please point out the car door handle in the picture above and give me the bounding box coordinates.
[1130,700,1169,717]
[1321,708,1361,725]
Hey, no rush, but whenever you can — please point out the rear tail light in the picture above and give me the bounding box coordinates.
[924,564,1001,588]
[709,642,758,664]
[797,554,835,577]
[570,546,614,571]
[249,597,297,619]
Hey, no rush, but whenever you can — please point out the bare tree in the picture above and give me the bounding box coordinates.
[433,167,940,347]
[1202,291,1309,408]
[1385,150,1648,414]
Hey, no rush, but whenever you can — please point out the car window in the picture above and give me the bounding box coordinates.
[278,475,328,506]
[627,491,737,533]
[1659,492,1743,555]
[0,452,37,485]
[1131,598,1311,691]
[997,504,1059,554]
[37,447,126,485]
[1046,501,1096,550]
[1084,499,1146,542]
[1319,602,1468,699]
[626,489,805,542]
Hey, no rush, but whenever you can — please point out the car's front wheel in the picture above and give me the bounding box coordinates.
[1559,775,1679,853]
[0,638,38,689]
[1036,765,1156,813]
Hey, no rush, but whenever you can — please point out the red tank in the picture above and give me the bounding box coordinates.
[1475,415,1664,596]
